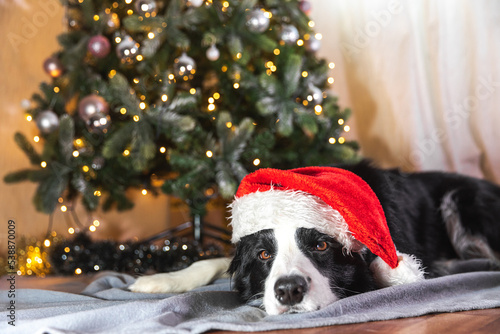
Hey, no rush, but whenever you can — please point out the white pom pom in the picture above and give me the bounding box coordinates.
[370,251,425,288]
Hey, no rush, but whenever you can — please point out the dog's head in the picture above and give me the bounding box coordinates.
[228,226,376,314]
[228,189,375,315]
[228,167,425,314]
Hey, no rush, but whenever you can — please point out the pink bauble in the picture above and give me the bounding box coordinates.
[43,57,64,78]
[78,94,109,121]
[299,0,312,14]
[88,35,111,58]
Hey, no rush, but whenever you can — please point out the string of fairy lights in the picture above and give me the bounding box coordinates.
[12,0,353,276]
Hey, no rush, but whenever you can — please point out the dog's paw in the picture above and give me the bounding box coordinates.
[129,272,195,294]
[129,258,232,294]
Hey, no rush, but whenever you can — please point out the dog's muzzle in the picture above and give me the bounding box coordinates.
[274,275,309,306]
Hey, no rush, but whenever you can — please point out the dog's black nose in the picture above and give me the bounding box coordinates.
[274,275,308,306]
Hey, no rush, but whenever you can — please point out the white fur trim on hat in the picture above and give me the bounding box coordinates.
[228,188,365,253]
[370,251,425,288]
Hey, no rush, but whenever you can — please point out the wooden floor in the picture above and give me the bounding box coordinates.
[214,308,500,334]
[12,275,500,333]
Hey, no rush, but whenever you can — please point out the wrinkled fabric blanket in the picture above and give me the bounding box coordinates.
[1,271,500,333]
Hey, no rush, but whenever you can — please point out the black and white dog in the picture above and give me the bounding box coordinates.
[130,162,500,315]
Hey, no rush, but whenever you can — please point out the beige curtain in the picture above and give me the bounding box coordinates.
[310,0,500,182]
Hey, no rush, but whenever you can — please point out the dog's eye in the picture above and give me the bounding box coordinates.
[315,241,328,251]
[258,250,272,261]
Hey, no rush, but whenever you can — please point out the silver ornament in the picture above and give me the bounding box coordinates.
[21,99,31,109]
[135,0,158,15]
[87,113,111,134]
[280,24,299,44]
[246,9,270,33]
[116,35,140,62]
[36,110,60,134]
[78,95,109,122]
[306,35,321,52]
[206,44,220,61]
[306,85,323,105]
[91,157,105,170]
[174,52,196,79]
[188,0,204,7]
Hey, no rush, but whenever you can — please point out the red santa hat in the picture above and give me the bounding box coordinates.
[229,166,425,288]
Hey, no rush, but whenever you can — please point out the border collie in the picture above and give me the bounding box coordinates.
[130,162,500,315]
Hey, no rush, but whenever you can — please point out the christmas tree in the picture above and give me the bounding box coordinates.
[4,0,358,219]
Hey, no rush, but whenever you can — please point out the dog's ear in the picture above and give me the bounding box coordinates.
[228,246,242,277]
[228,242,254,301]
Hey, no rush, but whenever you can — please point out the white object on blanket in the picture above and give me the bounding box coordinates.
[129,257,231,293]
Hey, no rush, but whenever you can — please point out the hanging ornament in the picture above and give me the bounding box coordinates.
[105,13,120,33]
[306,85,323,105]
[187,0,204,7]
[67,8,83,30]
[306,35,321,52]
[206,44,220,61]
[86,113,111,134]
[36,110,60,134]
[43,57,64,78]
[299,0,312,14]
[91,156,105,170]
[78,95,109,122]
[246,9,270,33]
[280,24,299,45]
[87,35,111,59]
[135,0,158,16]
[21,99,31,110]
[174,52,197,79]
[116,35,140,63]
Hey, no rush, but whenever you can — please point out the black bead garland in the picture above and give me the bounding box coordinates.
[50,233,223,275]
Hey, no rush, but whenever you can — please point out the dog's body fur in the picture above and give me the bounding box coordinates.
[130,162,500,315]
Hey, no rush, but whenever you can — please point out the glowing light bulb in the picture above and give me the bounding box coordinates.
[314,105,323,115]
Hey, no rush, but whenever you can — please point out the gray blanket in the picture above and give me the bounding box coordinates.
[1,271,500,333]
